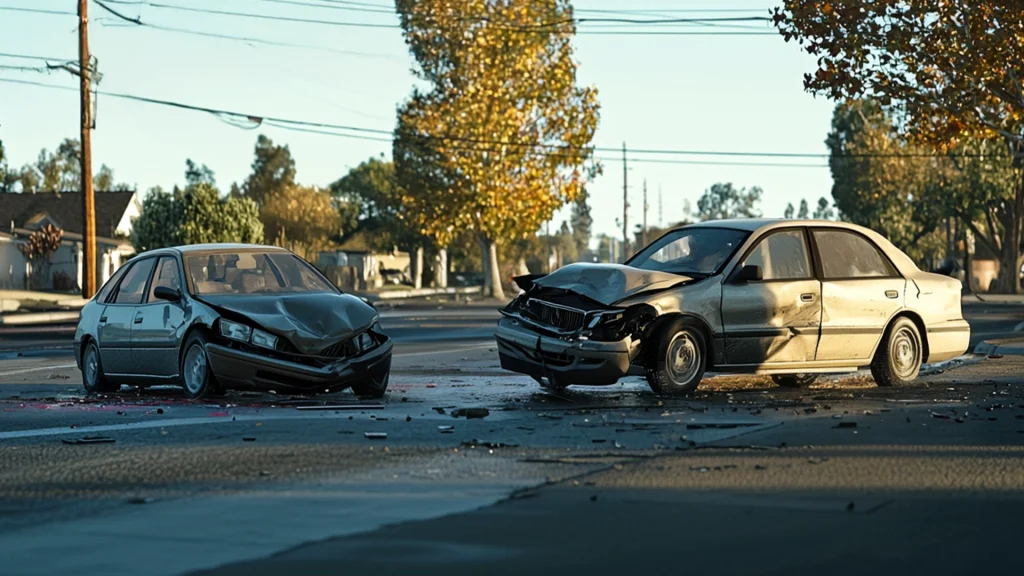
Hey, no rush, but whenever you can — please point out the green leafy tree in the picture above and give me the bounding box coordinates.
[184,159,216,188]
[180,183,263,245]
[693,183,762,221]
[827,99,945,262]
[570,192,593,257]
[784,203,795,219]
[0,139,14,193]
[797,198,809,219]
[774,1,1024,291]
[243,135,297,206]
[812,197,835,220]
[33,139,80,192]
[394,0,601,298]
[261,185,339,260]
[131,187,183,252]
[331,157,420,252]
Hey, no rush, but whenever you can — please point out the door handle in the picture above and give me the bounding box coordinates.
[99,316,107,323]
[134,315,143,324]
[885,290,899,299]
[800,293,815,302]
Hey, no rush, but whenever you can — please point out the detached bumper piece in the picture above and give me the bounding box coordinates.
[206,336,393,394]
[495,317,632,387]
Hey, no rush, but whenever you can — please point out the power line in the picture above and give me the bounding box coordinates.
[0,76,999,162]
[0,5,73,16]
[0,51,74,62]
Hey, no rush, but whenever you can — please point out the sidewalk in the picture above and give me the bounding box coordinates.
[973,337,1024,356]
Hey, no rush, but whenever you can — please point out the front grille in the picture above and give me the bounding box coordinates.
[526,299,585,332]
[320,331,379,358]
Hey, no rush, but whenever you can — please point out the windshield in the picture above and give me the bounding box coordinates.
[628,227,749,277]
[184,251,338,295]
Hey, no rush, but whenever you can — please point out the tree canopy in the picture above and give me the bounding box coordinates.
[394,0,601,297]
[243,135,296,206]
[693,183,762,221]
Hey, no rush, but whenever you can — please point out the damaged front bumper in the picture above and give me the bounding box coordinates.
[205,337,393,394]
[494,316,636,386]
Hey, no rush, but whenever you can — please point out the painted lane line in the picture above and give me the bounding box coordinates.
[0,363,77,377]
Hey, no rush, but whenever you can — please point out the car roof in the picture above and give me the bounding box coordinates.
[173,243,290,255]
[683,218,862,232]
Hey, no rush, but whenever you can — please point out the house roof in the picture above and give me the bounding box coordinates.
[0,191,137,237]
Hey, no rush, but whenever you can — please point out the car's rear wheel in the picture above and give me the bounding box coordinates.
[180,332,218,400]
[645,318,706,396]
[82,340,118,394]
[871,317,923,387]
[771,374,819,388]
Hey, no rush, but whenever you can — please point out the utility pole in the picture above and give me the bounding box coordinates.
[641,179,648,248]
[79,0,96,298]
[622,142,630,260]
[658,185,663,227]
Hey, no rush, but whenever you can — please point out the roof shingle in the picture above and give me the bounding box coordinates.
[0,191,137,237]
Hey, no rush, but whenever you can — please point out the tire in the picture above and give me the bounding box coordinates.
[180,332,218,400]
[771,374,819,388]
[645,318,707,396]
[870,317,923,387]
[82,340,118,394]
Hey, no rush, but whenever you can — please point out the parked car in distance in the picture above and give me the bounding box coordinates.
[496,219,970,395]
[74,244,393,399]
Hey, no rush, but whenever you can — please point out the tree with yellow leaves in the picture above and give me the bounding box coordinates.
[394,0,600,298]
[260,185,339,262]
[774,1,1024,292]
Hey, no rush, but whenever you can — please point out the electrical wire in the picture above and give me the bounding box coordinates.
[0,76,999,162]
[0,6,73,16]
[0,51,74,62]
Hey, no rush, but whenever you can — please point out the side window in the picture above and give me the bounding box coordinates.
[146,257,182,302]
[814,230,894,279]
[740,230,812,280]
[113,258,156,305]
[96,263,130,303]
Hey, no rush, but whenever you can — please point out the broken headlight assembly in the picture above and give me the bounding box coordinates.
[585,304,657,342]
[219,319,279,350]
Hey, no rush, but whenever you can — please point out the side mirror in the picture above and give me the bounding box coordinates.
[153,286,181,302]
[734,264,763,283]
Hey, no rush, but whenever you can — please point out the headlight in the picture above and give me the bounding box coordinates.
[251,329,278,350]
[357,332,375,351]
[219,319,252,342]
[586,310,624,329]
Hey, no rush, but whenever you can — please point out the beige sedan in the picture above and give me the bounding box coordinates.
[496,219,970,395]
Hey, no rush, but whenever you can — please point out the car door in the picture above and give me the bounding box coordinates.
[98,257,156,375]
[812,228,907,362]
[130,256,187,378]
[721,227,822,366]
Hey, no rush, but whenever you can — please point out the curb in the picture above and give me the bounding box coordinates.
[0,311,81,326]
[972,340,1024,357]
[357,287,484,302]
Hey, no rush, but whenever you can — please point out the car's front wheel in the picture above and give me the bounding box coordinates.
[871,317,923,387]
[645,318,706,396]
[82,340,118,394]
[771,374,819,388]
[180,332,218,399]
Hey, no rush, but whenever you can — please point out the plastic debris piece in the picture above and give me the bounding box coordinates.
[62,436,115,445]
[242,437,256,442]
[364,432,387,439]
[452,407,490,419]
[438,425,454,432]
[127,497,154,504]
[834,421,857,429]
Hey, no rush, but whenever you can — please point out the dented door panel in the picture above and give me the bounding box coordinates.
[816,279,906,361]
[721,279,822,365]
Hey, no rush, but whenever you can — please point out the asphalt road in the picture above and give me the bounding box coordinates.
[2,302,1024,576]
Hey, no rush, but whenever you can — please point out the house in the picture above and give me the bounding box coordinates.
[0,191,140,291]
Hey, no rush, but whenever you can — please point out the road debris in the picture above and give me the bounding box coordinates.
[834,421,857,429]
[297,404,385,411]
[364,432,388,440]
[931,411,951,420]
[62,436,115,445]
[242,437,256,442]
[127,497,155,504]
[452,407,490,419]
[461,440,520,449]
[438,425,454,433]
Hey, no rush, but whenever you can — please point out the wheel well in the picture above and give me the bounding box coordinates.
[644,312,715,371]
[881,311,930,362]
[178,323,214,367]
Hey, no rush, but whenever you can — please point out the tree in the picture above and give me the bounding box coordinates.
[784,203,795,219]
[827,99,946,262]
[131,163,263,252]
[261,185,338,261]
[19,224,63,289]
[693,183,762,221]
[774,1,1024,291]
[243,135,296,206]
[812,197,835,220]
[0,139,18,193]
[797,198,810,220]
[570,191,593,257]
[394,0,601,298]
[131,187,183,252]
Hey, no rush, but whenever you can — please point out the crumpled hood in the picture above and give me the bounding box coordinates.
[199,293,378,355]
[531,263,691,306]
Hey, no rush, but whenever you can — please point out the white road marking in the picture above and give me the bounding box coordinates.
[0,363,77,377]
[394,343,493,358]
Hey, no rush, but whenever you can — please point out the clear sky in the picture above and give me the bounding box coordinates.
[0,0,837,240]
